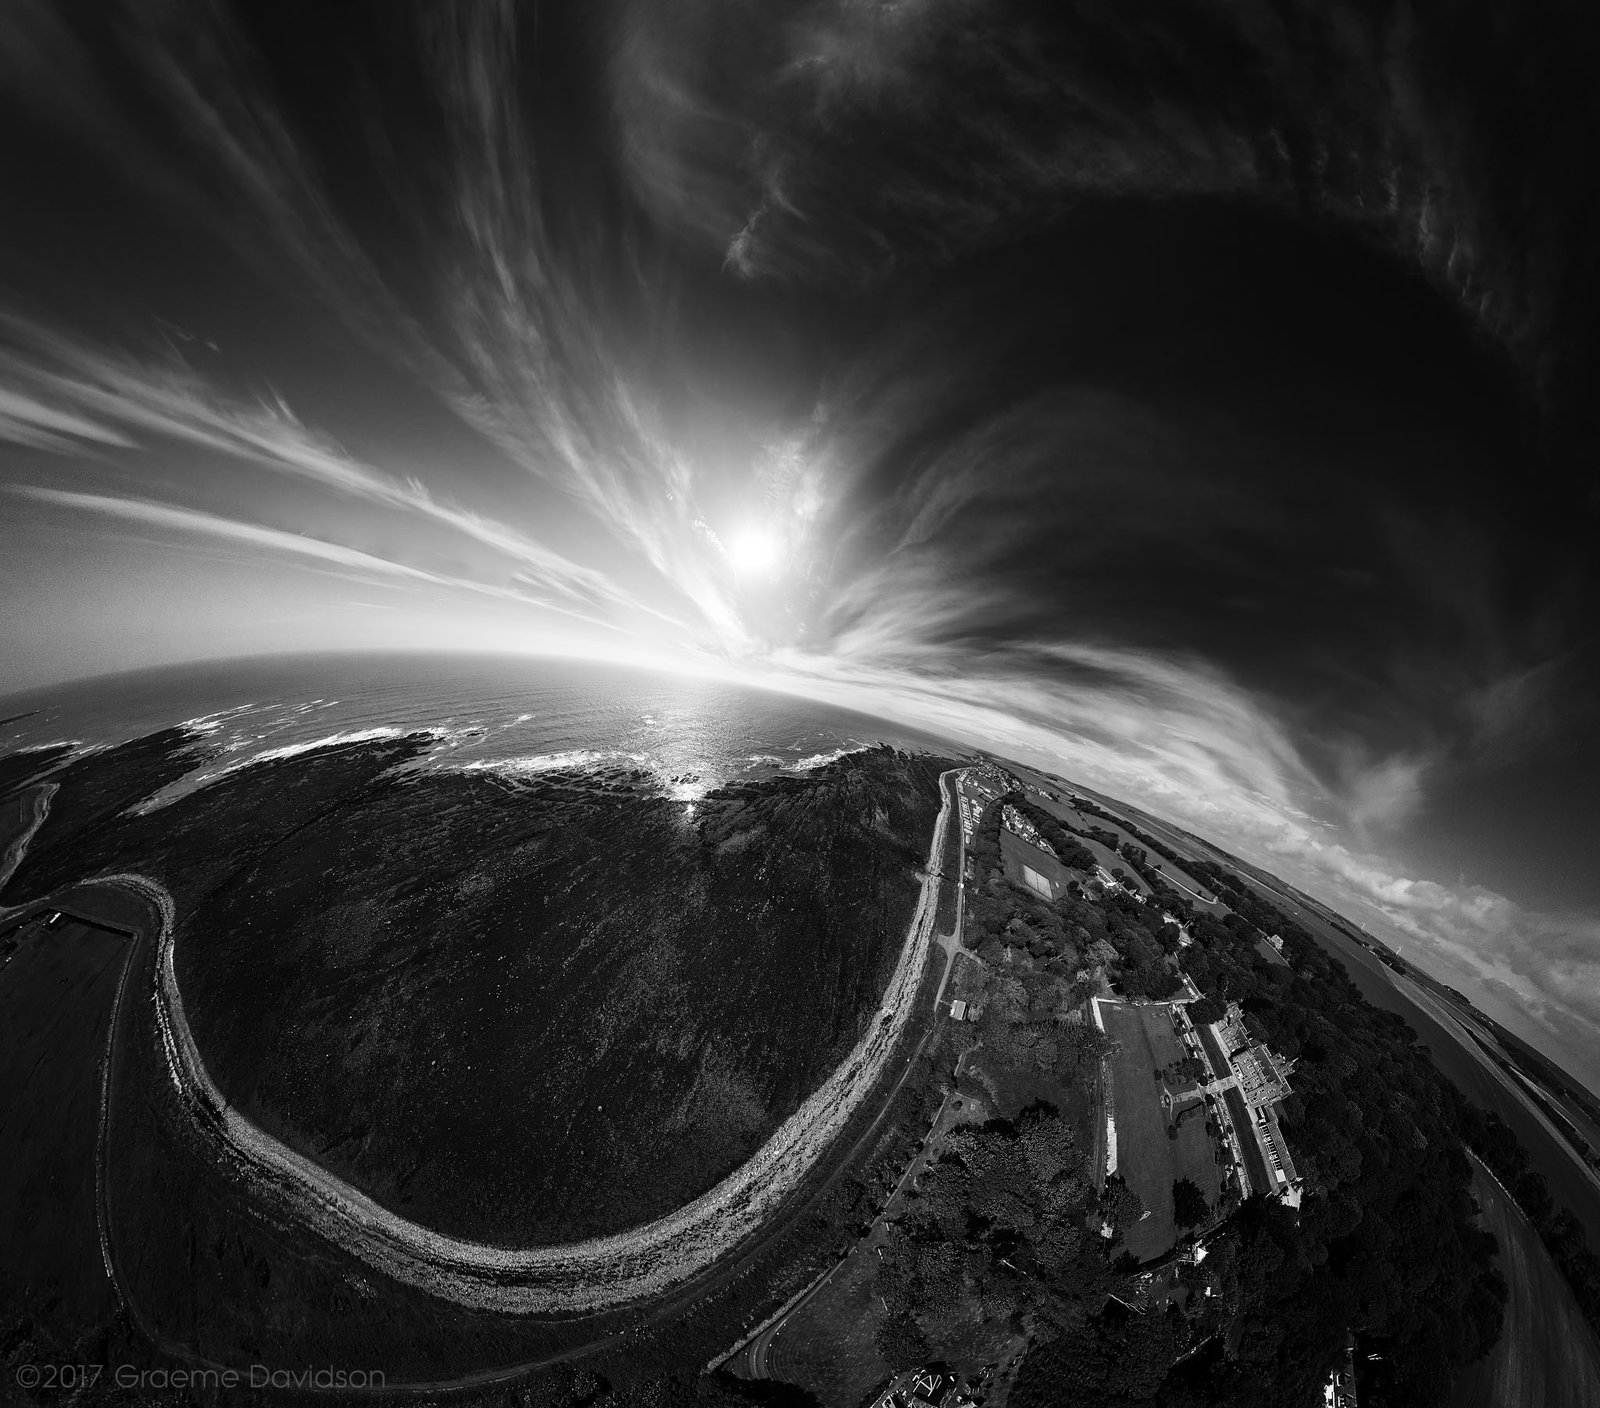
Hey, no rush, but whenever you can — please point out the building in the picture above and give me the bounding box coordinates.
[870,1365,973,1408]
[949,999,968,1021]
[1207,1001,1302,1204]
[1322,1337,1358,1407]
[1232,1041,1295,1109]
[1001,802,1048,850]
[1214,1002,1296,1108]
[958,768,1009,841]
[1253,1102,1300,1199]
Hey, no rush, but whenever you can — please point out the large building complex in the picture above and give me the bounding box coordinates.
[1185,1001,1301,1204]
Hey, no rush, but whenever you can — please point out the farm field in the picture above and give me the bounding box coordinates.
[1449,1155,1600,1408]
[1100,1001,1219,1261]
[1018,780,1223,910]
[985,764,1220,908]
[1143,855,1226,911]
[1059,784,1221,869]
[1255,935,1290,967]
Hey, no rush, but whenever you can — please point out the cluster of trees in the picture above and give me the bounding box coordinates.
[1000,823,1508,1405]
[875,1103,1119,1349]
[963,790,1187,1003]
[1193,860,1600,1343]
[1460,1105,1600,1333]
[1173,1176,1209,1229]
[1079,891,1185,1000]
[495,1365,819,1408]
[898,789,1519,1403]
[963,793,1091,969]
[1007,796,1099,874]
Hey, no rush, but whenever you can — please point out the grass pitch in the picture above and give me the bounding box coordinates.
[1101,1001,1220,1261]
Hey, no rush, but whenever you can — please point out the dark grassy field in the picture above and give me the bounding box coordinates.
[170,749,947,1244]
[765,1243,891,1407]
[1,728,951,1247]
[0,912,129,1345]
[1099,1001,1222,1260]
[1102,1002,1180,1260]
[47,852,960,1389]
[1139,1007,1222,1216]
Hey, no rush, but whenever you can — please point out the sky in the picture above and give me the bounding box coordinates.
[2,1,1599,1092]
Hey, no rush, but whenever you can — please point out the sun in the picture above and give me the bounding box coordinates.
[726,524,783,578]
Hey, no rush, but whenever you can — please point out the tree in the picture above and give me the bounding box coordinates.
[1188,996,1226,1025]
[873,1312,931,1372]
[1173,1176,1209,1229]
[1100,1175,1144,1244]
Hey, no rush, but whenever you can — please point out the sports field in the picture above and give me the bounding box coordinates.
[1100,1001,1220,1261]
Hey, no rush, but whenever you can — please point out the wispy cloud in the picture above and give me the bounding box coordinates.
[4,484,600,615]
[0,384,136,453]
[0,317,685,631]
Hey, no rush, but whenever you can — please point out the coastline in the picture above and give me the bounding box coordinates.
[0,781,57,896]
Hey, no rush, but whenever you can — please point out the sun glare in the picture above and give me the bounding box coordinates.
[727,525,782,578]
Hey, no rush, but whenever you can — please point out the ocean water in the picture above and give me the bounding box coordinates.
[0,652,967,802]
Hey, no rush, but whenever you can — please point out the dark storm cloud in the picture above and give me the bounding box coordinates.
[3,0,1599,1083]
[793,207,1598,800]
[609,0,1600,439]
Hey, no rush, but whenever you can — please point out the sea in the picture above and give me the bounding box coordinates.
[0,651,970,803]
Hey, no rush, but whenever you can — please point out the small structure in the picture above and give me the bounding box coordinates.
[870,1365,967,1408]
[949,999,968,1022]
[1322,1337,1358,1406]
[1001,802,1049,850]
